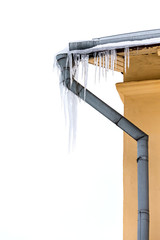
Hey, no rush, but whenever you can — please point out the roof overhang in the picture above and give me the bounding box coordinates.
[67,29,160,75]
[69,29,160,52]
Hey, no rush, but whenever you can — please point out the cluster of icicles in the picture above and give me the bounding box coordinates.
[58,48,130,152]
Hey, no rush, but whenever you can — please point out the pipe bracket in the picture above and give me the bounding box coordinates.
[138,210,149,214]
[137,156,148,163]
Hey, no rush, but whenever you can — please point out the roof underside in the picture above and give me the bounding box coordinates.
[89,44,160,73]
[68,29,160,74]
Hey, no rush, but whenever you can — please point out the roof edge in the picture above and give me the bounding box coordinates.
[69,29,160,51]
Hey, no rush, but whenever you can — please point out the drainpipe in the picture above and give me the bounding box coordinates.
[137,136,149,240]
[56,53,149,240]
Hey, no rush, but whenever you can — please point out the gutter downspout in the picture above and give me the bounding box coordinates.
[56,53,149,240]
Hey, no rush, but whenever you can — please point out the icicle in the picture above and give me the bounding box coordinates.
[53,55,62,77]
[114,49,117,69]
[68,53,73,86]
[104,51,110,81]
[59,72,78,152]
[95,52,98,83]
[105,51,108,80]
[57,63,68,132]
[94,52,97,83]
[124,48,127,73]
[72,54,77,78]
[81,54,85,81]
[94,52,97,65]
[124,47,130,72]
[77,54,81,80]
[107,51,110,70]
[55,53,81,153]
[84,55,89,101]
[67,90,78,152]
[60,86,69,129]
[110,49,117,75]
[53,56,57,72]
[102,52,105,78]
[58,68,65,104]
[66,55,69,69]
[73,54,80,81]
[111,50,114,72]
[127,47,130,68]
[99,52,101,82]
[55,54,79,153]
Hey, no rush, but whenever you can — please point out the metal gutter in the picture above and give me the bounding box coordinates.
[56,53,149,240]
[69,28,160,51]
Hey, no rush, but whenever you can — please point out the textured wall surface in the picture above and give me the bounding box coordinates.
[117,79,160,240]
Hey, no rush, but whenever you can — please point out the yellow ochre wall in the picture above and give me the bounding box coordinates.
[116,53,160,240]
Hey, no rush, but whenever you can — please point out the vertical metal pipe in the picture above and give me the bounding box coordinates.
[137,136,149,240]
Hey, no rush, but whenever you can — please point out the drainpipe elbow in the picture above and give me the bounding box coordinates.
[56,53,70,86]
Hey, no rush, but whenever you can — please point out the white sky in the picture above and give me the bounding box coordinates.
[0,0,159,239]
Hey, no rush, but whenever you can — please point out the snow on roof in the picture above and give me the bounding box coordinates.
[69,37,160,55]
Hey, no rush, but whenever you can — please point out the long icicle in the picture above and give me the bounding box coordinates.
[81,54,85,81]
[77,54,81,81]
[114,49,117,70]
[67,89,78,152]
[127,47,130,68]
[94,52,97,83]
[110,49,117,75]
[111,50,114,73]
[105,51,108,81]
[84,55,89,101]
[73,54,80,81]
[124,48,127,73]
[73,54,77,79]
[69,53,73,87]
[124,47,130,72]
[99,52,101,82]
[107,51,110,71]
[102,52,105,78]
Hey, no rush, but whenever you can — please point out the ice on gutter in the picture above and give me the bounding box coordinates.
[55,35,160,152]
[69,29,160,51]
[69,37,160,55]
